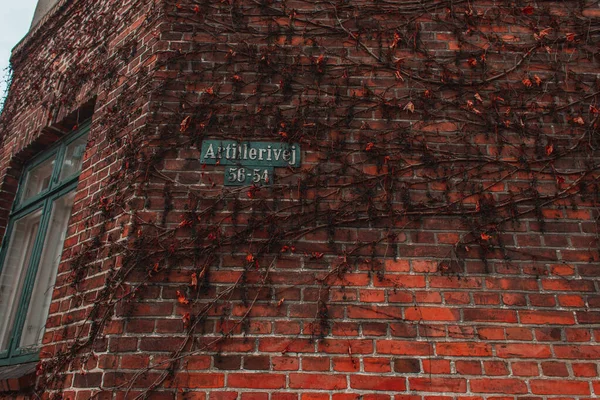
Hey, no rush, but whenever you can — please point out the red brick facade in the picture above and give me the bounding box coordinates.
[1,0,599,399]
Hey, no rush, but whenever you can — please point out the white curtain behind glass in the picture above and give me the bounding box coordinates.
[0,210,42,351]
[20,191,75,348]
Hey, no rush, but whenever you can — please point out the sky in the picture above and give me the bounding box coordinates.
[0,0,39,107]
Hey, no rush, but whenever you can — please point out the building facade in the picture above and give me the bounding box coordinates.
[0,0,599,398]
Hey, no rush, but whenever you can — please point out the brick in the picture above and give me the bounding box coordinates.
[541,362,569,377]
[520,311,576,325]
[350,375,406,391]
[404,307,459,321]
[167,373,225,389]
[333,357,360,372]
[393,359,420,373]
[572,363,597,377]
[214,356,241,370]
[408,378,466,392]
[496,344,552,358]
[376,340,432,355]
[463,309,518,323]
[554,345,600,359]
[364,358,392,373]
[530,380,590,395]
[318,339,373,354]
[455,361,482,375]
[470,379,528,394]
[244,356,270,370]
[422,359,451,374]
[436,343,492,357]
[289,374,346,390]
[483,361,508,376]
[272,357,299,371]
[228,374,286,389]
[241,393,268,400]
[511,362,539,376]
[302,357,330,371]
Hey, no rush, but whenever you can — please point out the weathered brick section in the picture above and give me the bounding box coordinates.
[0,0,599,399]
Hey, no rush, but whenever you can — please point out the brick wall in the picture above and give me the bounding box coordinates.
[1,0,599,399]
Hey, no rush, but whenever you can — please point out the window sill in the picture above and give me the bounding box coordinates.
[0,362,36,392]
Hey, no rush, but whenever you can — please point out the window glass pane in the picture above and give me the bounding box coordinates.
[0,209,43,351]
[59,134,88,181]
[20,156,56,203]
[20,191,75,349]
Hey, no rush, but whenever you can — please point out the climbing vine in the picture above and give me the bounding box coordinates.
[0,0,599,398]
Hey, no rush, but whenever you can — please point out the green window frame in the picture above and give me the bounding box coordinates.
[0,123,90,366]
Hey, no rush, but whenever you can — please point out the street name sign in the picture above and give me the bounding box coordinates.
[200,140,301,186]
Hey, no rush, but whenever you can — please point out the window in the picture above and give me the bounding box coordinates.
[0,123,89,366]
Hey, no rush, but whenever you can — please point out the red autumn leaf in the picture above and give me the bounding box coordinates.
[533,75,542,86]
[193,5,200,13]
[365,142,375,151]
[148,263,159,277]
[280,245,290,253]
[277,298,285,307]
[182,312,191,327]
[467,58,477,67]
[522,78,532,88]
[390,32,401,49]
[538,28,551,39]
[176,290,189,305]
[545,144,553,156]
[556,176,565,184]
[474,93,483,103]
[566,33,576,42]
[180,116,191,133]
[311,252,324,259]
[190,273,198,289]
[438,262,450,273]
[205,87,214,95]
[198,266,207,279]
[246,253,255,263]
[480,232,492,241]
[522,6,534,15]
[590,105,599,114]
[572,116,585,125]
[179,218,192,228]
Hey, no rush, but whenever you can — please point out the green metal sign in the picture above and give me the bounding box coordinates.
[200,140,301,167]
[200,140,301,186]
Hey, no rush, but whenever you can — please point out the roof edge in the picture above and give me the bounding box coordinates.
[10,0,75,63]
